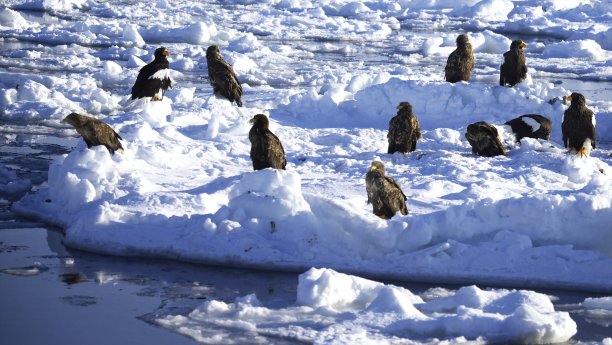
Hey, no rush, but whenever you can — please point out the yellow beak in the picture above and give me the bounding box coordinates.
[163,50,170,56]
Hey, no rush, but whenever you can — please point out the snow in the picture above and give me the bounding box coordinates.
[1,0,611,343]
[156,268,577,344]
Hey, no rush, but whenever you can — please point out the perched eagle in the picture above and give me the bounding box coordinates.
[61,113,124,154]
[387,102,421,154]
[504,114,552,142]
[206,45,243,107]
[562,92,596,157]
[249,114,286,170]
[444,34,475,83]
[465,121,505,157]
[131,47,173,101]
[365,161,408,219]
[499,40,527,87]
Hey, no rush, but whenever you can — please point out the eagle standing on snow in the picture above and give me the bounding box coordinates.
[504,114,552,142]
[365,161,408,219]
[562,92,596,157]
[61,113,124,154]
[249,114,286,170]
[387,102,421,154]
[465,121,505,157]
[206,45,243,107]
[131,47,173,101]
[444,34,475,83]
[500,40,528,87]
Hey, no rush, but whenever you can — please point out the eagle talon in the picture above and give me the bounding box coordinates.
[578,148,587,158]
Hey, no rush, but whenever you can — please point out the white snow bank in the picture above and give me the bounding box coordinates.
[0,8,28,28]
[1,73,122,119]
[451,0,514,21]
[140,22,217,45]
[543,40,611,61]
[157,268,577,344]
[13,77,612,293]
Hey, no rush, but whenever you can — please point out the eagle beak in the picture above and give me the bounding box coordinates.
[370,165,377,171]
[520,42,527,49]
[163,50,170,56]
[565,95,572,103]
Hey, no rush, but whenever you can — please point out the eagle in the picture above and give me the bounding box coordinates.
[61,113,124,154]
[499,40,527,87]
[562,92,596,157]
[444,34,475,83]
[249,114,286,170]
[465,121,505,157]
[504,114,552,142]
[388,102,421,154]
[206,45,243,107]
[365,161,408,219]
[131,47,173,101]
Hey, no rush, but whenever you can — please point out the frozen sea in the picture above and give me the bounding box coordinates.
[1,0,612,344]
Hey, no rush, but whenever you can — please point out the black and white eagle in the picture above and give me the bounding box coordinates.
[387,102,421,154]
[444,34,475,83]
[61,112,124,154]
[465,121,505,157]
[365,161,408,219]
[131,47,173,101]
[562,92,596,157]
[504,114,552,142]
[499,40,527,87]
[206,45,243,107]
[249,114,286,170]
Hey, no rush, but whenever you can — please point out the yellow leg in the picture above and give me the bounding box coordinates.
[578,147,588,158]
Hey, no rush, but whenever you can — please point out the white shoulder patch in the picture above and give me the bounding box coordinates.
[521,116,540,132]
[149,68,174,82]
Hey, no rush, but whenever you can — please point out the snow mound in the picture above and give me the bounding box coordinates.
[0,8,28,28]
[156,268,577,344]
[543,40,611,61]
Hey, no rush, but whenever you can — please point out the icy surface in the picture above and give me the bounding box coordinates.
[0,0,610,327]
[157,268,578,344]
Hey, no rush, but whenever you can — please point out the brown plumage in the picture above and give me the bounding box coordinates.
[465,121,505,157]
[365,161,408,219]
[249,114,286,170]
[206,45,243,107]
[61,113,123,154]
[388,102,421,154]
[504,114,552,142]
[562,92,596,157]
[445,34,475,83]
[500,40,527,87]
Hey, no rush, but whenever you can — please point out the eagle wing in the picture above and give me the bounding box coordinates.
[444,49,461,81]
[131,62,172,100]
[209,58,243,106]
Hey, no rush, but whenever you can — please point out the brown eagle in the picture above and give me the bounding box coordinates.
[465,121,505,157]
[388,102,421,154]
[504,114,552,142]
[365,161,408,219]
[206,45,243,107]
[500,40,527,87]
[249,114,286,170]
[61,113,124,154]
[131,47,173,101]
[444,34,475,83]
[562,92,596,157]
